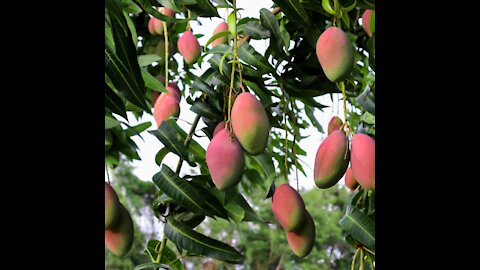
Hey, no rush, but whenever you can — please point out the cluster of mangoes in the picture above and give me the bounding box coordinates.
[206,92,270,190]
[314,116,375,191]
[105,182,134,257]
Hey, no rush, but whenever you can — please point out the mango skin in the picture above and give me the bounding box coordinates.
[206,128,245,191]
[213,121,226,137]
[147,7,175,36]
[105,204,134,257]
[328,116,343,134]
[314,130,350,189]
[345,166,359,191]
[231,93,270,155]
[316,26,354,82]
[362,9,373,37]
[177,31,201,65]
[286,210,316,257]
[152,82,180,105]
[153,93,180,127]
[351,134,375,190]
[211,22,229,47]
[105,182,121,229]
[271,184,306,232]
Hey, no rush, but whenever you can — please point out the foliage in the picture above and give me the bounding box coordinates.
[105,0,375,268]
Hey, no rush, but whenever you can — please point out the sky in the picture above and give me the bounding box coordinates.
[106,0,351,192]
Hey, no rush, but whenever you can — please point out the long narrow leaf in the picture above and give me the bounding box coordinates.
[165,218,244,263]
[153,165,205,215]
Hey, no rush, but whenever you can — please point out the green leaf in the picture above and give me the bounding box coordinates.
[133,262,173,270]
[105,82,128,119]
[157,0,181,13]
[237,42,274,74]
[191,78,217,100]
[361,111,375,124]
[133,0,186,23]
[265,176,276,199]
[143,240,184,270]
[203,70,230,87]
[224,201,245,223]
[194,0,220,17]
[304,106,324,133]
[259,8,282,47]
[370,10,375,35]
[227,11,236,36]
[205,31,231,48]
[150,120,196,166]
[190,100,223,122]
[356,85,375,115]
[138,54,162,67]
[322,0,335,15]
[233,193,263,222]
[190,182,229,219]
[125,122,152,137]
[164,218,244,263]
[219,52,233,75]
[105,22,115,51]
[105,115,121,129]
[122,0,143,14]
[205,44,232,55]
[209,54,232,78]
[124,10,138,47]
[279,24,290,51]
[168,119,207,169]
[141,69,167,93]
[275,0,310,25]
[250,152,275,178]
[105,46,148,110]
[155,148,170,166]
[153,165,205,215]
[237,20,270,39]
[339,206,375,252]
[106,0,147,110]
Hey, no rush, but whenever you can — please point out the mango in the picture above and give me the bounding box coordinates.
[105,182,120,229]
[206,128,245,191]
[211,22,229,47]
[351,134,375,190]
[177,31,201,65]
[314,130,349,189]
[231,92,270,155]
[271,184,306,232]
[286,210,315,257]
[105,204,134,257]
[362,9,373,37]
[316,26,354,82]
[328,116,343,134]
[153,92,180,127]
[344,166,359,191]
[147,7,175,36]
[213,121,226,137]
[167,82,181,101]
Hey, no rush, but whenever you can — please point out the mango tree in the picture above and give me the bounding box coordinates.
[105,0,375,269]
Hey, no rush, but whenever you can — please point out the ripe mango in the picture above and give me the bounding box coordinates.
[271,184,306,232]
[362,9,373,37]
[213,121,226,137]
[206,128,245,191]
[286,210,315,257]
[105,204,134,257]
[328,116,343,134]
[177,31,201,65]
[351,134,375,190]
[147,7,175,36]
[211,22,229,47]
[105,182,120,229]
[231,92,270,155]
[344,166,359,191]
[314,130,349,189]
[316,27,354,82]
[153,92,180,127]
